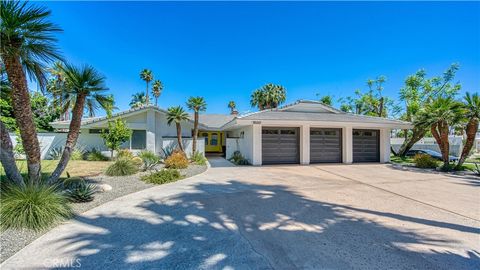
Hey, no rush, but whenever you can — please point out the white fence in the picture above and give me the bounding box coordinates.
[391,136,463,157]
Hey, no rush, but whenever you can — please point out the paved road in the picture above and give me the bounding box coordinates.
[2,158,479,269]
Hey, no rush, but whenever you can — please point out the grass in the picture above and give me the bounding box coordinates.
[390,155,414,165]
[0,160,112,180]
[105,158,139,176]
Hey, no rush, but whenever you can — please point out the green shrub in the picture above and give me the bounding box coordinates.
[65,182,96,203]
[138,150,161,171]
[117,149,134,160]
[229,151,249,165]
[473,163,480,176]
[47,147,63,160]
[71,148,86,160]
[413,154,439,169]
[164,151,189,169]
[105,158,139,176]
[0,183,72,230]
[141,169,182,185]
[86,148,109,161]
[131,156,143,167]
[62,176,84,189]
[190,151,207,165]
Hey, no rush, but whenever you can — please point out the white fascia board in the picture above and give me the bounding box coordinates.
[231,119,413,129]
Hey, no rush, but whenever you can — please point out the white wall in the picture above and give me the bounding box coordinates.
[156,111,194,138]
[391,136,463,157]
[161,138,205,158]
[226,125,254,164]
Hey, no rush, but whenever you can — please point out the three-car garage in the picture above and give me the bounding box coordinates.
[261,127,380,165]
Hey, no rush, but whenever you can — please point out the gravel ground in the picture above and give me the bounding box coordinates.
[0,164,207,263]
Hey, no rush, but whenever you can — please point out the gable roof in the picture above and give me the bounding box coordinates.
[189,114,235,129]
[279,99,345,114]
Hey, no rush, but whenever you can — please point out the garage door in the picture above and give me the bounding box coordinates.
[262,127,299,164]
[310,128,342,163]
[353,129,380,162]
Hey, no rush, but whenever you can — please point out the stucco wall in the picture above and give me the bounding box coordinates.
[226,126,254,163]
[161,138,205,158]
[156,111,194,138]
[391,136,463,157]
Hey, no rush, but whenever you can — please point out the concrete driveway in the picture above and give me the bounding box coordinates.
[2,158,479,269]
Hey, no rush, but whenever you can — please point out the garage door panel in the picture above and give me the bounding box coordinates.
[353,129,379,162]
[310,128,342,163]
[262,127,299,164]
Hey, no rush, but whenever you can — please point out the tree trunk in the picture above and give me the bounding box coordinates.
[378,97,384,117]
[0,121,24,186]
[456,118,478,169]
[3,55,42,183]
[175,123,184,152]
[145,82,150,105]
[155,97,158,106]
[192,111,198,153]
[48,94,86,183]
[397,127,427,156]
[439,121,450,167]
[431,122,449,168]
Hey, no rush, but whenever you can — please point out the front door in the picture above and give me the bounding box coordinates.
[201,132,222,152]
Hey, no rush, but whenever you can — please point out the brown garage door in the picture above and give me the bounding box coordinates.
[262,127,299,164]
[310,128,342,163]
[353,129,380,162]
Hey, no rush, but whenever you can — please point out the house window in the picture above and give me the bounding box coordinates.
[131,130,146,149]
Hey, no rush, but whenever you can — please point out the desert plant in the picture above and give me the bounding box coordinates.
[131,156,143,167]
[65,181,96,203]
[117,149,134,160]
[161,145,176,158]
[164,151,189,169]
[86,148,109,161]
[138,150,161,171]
[0,183,72,230]
[190,151,207,165]
[141,169,182,185]
[473,163,480,176]
[229,151,249,165]
[105,158,139,176]
[70,147,86,160]
[413,154,439,169]
[62,176,84,189]
[47,146,64,160]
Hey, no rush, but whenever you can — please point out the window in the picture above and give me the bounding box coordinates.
[211,133,218,146]
[201,133,209,145]
[281,130,295,135]
[310,130,323,136]
[131,130,146,149]
[262,129,278,134]
[324,130,337,136]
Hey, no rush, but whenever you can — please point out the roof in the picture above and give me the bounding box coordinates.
[190,114,236,129]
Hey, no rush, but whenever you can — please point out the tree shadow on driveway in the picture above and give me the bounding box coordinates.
[52,180,479,270]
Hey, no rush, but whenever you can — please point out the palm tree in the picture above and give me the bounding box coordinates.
[1,0,63,183]
[264,83,286,108]
[186,97,207,153]
[152,80,163,106]
[140,69,153,105]
[47,61,67,119]
[49,64,109,183]
[250,89,266,110]
[228,101,237,114]
[456,92,480,169]
[416,97,464,169]
[166,106,189,152]
[129,92,146,109]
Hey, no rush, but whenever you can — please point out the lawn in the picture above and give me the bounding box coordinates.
[1,160,112,180]
[390,155,414,165]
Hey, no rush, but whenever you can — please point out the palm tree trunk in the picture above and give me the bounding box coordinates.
[48,93,86,183]
[456,118,479,169]
[176,123,184,152]
[192,111,198,153]
[155,97,158,106]
[0,121,24,186]
[3,55,42,183]
[439,121,450,167]
[397,127,427,156]
[145,82,150,105]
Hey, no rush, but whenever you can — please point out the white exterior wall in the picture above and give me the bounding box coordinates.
[343,126,353,163]
[299,124,310,164]
[161,138,205,158]
[226,125,255,164]
[391,136,463,157]
[379,128,391,163]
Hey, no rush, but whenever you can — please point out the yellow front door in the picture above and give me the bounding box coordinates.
[202,132,222,152]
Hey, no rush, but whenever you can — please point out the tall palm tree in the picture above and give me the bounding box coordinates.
[152,80,163,106]
[139,69,153,105]
[1,0,63,183]
[250,89,266,110]
[456,92,480,169]
[264,83,286,108]
[46,61,68,120]
[129,92,146,109]
[49,64,109,183]
[228,101,237,114]
[186,97,207,153]
[166,106,189,152]
[416,97,464,169]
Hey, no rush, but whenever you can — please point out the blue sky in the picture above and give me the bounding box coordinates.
[40,1,480,115]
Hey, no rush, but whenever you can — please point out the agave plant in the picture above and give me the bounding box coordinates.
[65,181,96,203]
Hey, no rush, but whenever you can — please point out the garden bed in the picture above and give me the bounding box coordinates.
[0,163,207,263]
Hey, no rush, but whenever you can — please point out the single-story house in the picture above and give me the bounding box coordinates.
[48,100,411,165]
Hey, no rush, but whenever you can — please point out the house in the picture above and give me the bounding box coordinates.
[48,100,411,164]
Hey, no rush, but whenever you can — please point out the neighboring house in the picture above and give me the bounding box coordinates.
[43,100,411,164]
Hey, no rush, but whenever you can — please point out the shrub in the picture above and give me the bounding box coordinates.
[117,149,134,160]
[473,163,480,176]
[131,156,143,167]
[0,183,72,230]
[71,147,86,160]
[62,176,84,189]
[138,150,161,171]
[141,169,182,185]
[47,147,63,160]
[190,151,207,165]
[65,182,96,203]
[161,145,176,158]
[164,151,189,169]
[105,158,139,176]
[413,154,439,169]
[229,151,249,165]
[86,148,109,161]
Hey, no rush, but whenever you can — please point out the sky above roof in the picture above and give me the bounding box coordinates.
[39,1,479,115]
